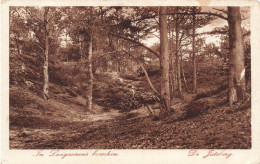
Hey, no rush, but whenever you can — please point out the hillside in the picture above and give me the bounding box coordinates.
[9,53,251,149]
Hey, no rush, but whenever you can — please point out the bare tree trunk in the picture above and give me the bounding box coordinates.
[192,7,197,93]
[175,8,182,98]
[53,33,59,62]
[65,32,69,62]
[182,68,188,92]
[117,61,120,72]
[159,7,171,113]
[228,7,246,105]
[144,104,154,117]
[176,55,182,97]
[123,50,160,98]
[139,63,159,97]
[181,54,189,92]
[79,35,83,61]
[86,33,93,111]
[14,34,21,55]
[170,30,178,98]
[169,29,175,98]
[86,7,94,111]
[169,70,174,98]
[43,7,50,101]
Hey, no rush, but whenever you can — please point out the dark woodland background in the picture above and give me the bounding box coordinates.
[9,6,251,149]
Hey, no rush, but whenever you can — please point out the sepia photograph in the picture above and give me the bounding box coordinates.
[8,6,252,150]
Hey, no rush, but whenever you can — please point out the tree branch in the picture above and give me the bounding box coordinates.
[167,12,228,20]
[92,50,122,63]
[32,42,45,52]
[198,29,228,35]
[24,8,42,23]
[109,32,160,58]
[122,49,160,98]
[213,8,228,14]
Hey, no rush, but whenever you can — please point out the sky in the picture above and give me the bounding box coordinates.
[143,6,250,47]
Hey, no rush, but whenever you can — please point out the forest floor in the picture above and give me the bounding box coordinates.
[9,71,251,149]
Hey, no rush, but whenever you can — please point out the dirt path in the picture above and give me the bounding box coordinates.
[9,87,155,149]
[10,88,251,149]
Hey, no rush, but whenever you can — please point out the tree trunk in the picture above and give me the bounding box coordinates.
[139,62,159,98]
[14,34,21,55]
[227,7,246,105]
[123,50,160,98]
[170,29,178,98]
[175,7,182,98]
[181,55,189,92]
[117,61,120,72]
[79,35,83,61]
[182,68,188,92]
[65,32,69,62]
[177,53,183,98]
[192,7,197,93]
[159,7,171,113]
[86,7,94,111]
[86,34,93,111]
[169,28,175,98]
[43,7,50,101]
[145,104,154,117]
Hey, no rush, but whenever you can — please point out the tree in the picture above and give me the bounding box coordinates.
[168,7,188,98]
[167,7,213,97]
[63,7,101,111]
[168,7,249,105]
[86,7,94,111]
[159,7,171,113]
[25,7,63,101]
[43,7,50,101]
[227,7,246,105]
[9,8,28,55]
[174,7,183,98]
[191,7,197,93]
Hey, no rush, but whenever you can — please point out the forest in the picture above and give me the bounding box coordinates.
[9,6,251,149]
